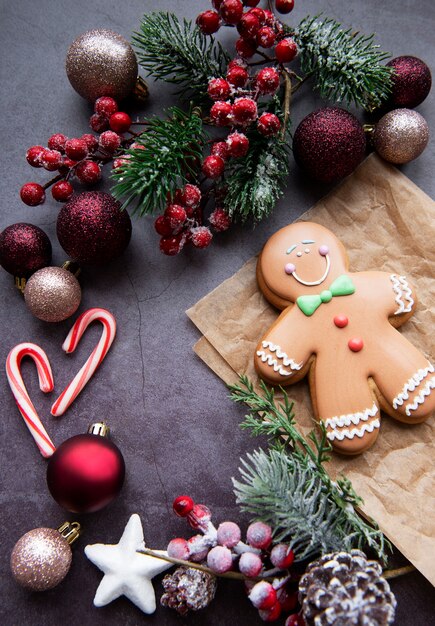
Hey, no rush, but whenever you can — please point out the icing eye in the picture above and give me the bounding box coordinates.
[304,248,310,254]
[285,263,296,275]
[319,245,329,256]
[296,251,302,257]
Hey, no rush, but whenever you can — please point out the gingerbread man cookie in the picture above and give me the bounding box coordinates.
[254,222,435,455]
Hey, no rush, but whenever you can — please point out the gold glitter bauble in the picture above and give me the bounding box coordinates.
[66,29,138,102]
[373,108,429,164]
[24,266,81,322]
[10,528,72,591]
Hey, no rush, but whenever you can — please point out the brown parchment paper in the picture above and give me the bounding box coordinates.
[187,154,435,585]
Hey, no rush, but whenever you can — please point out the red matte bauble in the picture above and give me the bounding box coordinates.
[0,223,52,277]
[57,191,132,264]
[46,434,125,513]
[293,107,366,183]
[386,56,432,109]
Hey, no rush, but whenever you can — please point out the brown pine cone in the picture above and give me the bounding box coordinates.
[299,550,397,625]
[160,566,217,615]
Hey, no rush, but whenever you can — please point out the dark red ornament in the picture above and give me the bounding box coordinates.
[293,107,366,183]
[0,223,52,277]
[46,423,125,514]
[386,56,432,109]
[57,191,132,264]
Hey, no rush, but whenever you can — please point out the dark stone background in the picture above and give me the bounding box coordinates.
[0,1,434,624]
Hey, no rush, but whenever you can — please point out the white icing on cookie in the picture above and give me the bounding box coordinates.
[256,351,293,376]
[405,376,435,416]
[324,403,378,429]
[326,418,380,441]
[261,341,303,370]
[292,254,331,287]
[393,362,434,408]
[390,274,414,315]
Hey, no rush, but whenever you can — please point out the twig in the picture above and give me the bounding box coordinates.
[383,565,416,580]
[281,70,292,138]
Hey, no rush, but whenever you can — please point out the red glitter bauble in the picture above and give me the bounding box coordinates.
[0,223,52,277]
[46,433,125,513]
[293,107,366,183]
[386,56,432,109]
[57,191,132,264]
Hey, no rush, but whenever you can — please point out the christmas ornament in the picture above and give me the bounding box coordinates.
[373,108,429,164]
[0,223,51,285]
[85,513,171,614]
[299,550,397,625]
[57,191,132,264]
[293,107,366,183]
[24,266,81,322]
[51,308,117,417]
[66,30,138,102]
[386,56,432,109]
[160,566,217,615]
[46,422,125,514]
[10,521,81,591]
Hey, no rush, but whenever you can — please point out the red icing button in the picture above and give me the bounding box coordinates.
[348,338,364,352]
[334,314,348,328]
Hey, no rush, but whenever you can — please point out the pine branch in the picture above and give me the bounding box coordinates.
[110,107,204,215]
[133,12,229,105]
[295,15,393,110]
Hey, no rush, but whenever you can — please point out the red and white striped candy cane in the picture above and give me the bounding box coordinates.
[51,308,116,417]
[6,343,56,458]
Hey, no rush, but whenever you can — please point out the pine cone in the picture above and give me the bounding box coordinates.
[299,550,396,626]
[160,566,217,615]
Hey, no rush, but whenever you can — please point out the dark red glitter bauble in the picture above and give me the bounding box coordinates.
[0,223,52,277]
[293,107,366,183]
[57,191,132,264]
[386,56,432,109]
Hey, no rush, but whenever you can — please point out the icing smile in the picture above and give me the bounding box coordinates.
[285,244,331,286]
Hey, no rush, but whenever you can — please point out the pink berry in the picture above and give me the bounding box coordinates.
[257,26,276,48]
[211,141,230,161]
[270,544,295,569]
[248,7,266,23]
[232,97,258,125]
[257,112,281,136]
[81,134,99,152]
[236,37,257,58]
[109,112,132,134]
[227,65,249,88]
[285,614,303,626]
[202,155,225,179]
[173,495,195,517]
[20,182,46,206]
[275,0,295,14]
[52,180,74,202]
[188,503,212,531]
[99,130,121,154]
[65,138,88,161]
[196,10,221,35]
[208,78,231,101]
[237,13,261,39]
[256,67,280,94]
[160,234,184,256]
[41,149,63,171]
[94,96,118,117]
[180,183,201,208]
[26,145,45,168]
[210,101,233,127]
[90,113,109,133]
[227,131,249,157]
[217,521,241,548]
[209,207,231,232]
[220,0,243,25]
[246,521,272,549]
[239,551,263,577]
[259,602,282,622]
[165,204,187,230]
[187,535,210,562]
[207,545,233,573]
[47,133,67,152]
[249,581,277,609]
[154,215,173,237]
[167,538,190,560]
[75,160,101,184]
[275,38,298,63]
[190,226,213,249]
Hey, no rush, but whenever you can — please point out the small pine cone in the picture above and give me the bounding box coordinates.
[160,566,217,615]
[299,550,397,626]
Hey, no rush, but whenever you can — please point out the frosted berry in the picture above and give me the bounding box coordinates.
[165,204,187,230]
[256,67,280,94]
[232,97,258,125]
[40,149,63,171]
[236,37,257,58]
[65,138,88,161]
[26,145,45,167]
[285,614,303,626]
[196,10,221,35]
[190,226,213,249]
[94,96,118,117]
[275,0,295,14]
[167,538,190,560]
[187,535,210,562]
[263,9,276,26]
[237,13,261,39]
[90,113,109,133]
[154,215,173,237]
[109,112,132,134]
[207,545,233,574]
[58,156,77,175]
[239,551,263,577]
[81,134,99,152]
[227,65,249,88]
[180,183,201,208]
[20,182,45,206]
[159,234,184,256]
[99,130,121,153]
[188,503,212,531]
[208,78,231,101]
[227,131,249,157]
[202,155,225,179]
[211,141,230,161]
[75,160,101,184]
[246,521,272,549]
[47,133,67,152]
[210,101,233,127]
[217,521,241,548]
[52,180,74,202]
[249,581,277,609]
[270,543,295,569]
[173,495,195,517]
[259,602,282,622]
[220,0,244,25]
[248,7,266,23]
[275,38,298,63]
[257,112,281,136]
[277,588,298,613]
[112,156,130,169]
[209,207,231,232]
[257,26,276,48]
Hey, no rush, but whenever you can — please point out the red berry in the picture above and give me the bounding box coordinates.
[226,131,249,157]
[248,7,266,23]
[109,112,132,134]
[159,234,184,256]
[65,138,88,161]
[196,10,221,35]
[270,544,295,569]
[202,155,225,179]
[217,521,241,548]
[208,78,231,101]
[81,134,99,152]
[75,160,101,184]
[239,551,263,577]
[47,133,67,152]
[256,67,280,94]
[41,149,63,171]
[249,581,277,609]
[94,96,118,117]
[209,207,231,231]
[257,26,276,48]
[232,97,258,125]
[99,130,121,154]
[51,180,74,202]
[187,535,209,562]
[165,204,187,230]
[112,156,130,169]
[154,215,173,236]
[285,614,303,626]
[246,521,272,549]
[187,503,212,530]
[275,37,298,63]
[259,602,282,622]
[236,37,257,58]
[207,545,233,573]
[237,13,261,39]
[190,226,213,249]
[58,156,77,175]
[173,495,195,516]
[211,141,230,161]
[26,145,45,168]
[275,0,295,14]
[263,9,276,26]
[277,588,298,613]
[220,0,243,25]
[180,183,201,208]
[226,65,249,88]
[90,113,109,133]
[210,101,233,127]
[167,538,190,560]
[20,182,45,206]
[244,0,261,6]
[257,112,281,136]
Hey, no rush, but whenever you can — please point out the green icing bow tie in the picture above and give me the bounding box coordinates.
[296,275,355,316]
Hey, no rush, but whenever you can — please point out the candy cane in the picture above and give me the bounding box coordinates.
[51,308,116,417]
[6,343,56,458]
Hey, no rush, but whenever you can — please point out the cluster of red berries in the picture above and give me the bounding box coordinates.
[168,495,304,624]
[154,184,231,255]
[20,96,133,207]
